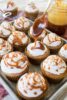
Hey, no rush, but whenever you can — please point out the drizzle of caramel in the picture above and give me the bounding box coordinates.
[26,73,46,92]
[31,42,45,50]
[4,52,27,69]
[48,34,61,43]
[13,32,26,45]
[0,40,7,50]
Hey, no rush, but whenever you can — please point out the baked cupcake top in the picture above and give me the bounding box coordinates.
[29,26,47,40]
[59,44,67,59]
[1,52,28,74]
[25,2,39,13]
[14,17,30,31]
[17,72,47,98]
[27,41,48,57]
[0,38,12,57]
[42,55,67,75]
[43,33,62,47]
[8,31,29,46]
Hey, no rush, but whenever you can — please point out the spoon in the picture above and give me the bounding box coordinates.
[33,0,52,36]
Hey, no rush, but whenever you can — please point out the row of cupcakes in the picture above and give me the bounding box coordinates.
[0,33,67,63]
[0,16,31,39]
[0,51,67,100]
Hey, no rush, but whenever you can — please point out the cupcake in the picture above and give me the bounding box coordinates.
[4,1,18,16]
[0,38,12,60]
[17,72,48,100]
[28,26,47,41]
[42,33,63,51]
[58,44,67,62]
[41,55,67,81]
[0,21,15,39]
[8,31,30,51]
[1,51,29,80]
[25,41,50,64]
[25,2,39,20]
[13,17,30,32]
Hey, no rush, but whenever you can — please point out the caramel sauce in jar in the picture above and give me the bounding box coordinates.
[47,0,67,36]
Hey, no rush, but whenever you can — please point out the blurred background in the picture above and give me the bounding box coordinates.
[0,0,48,12]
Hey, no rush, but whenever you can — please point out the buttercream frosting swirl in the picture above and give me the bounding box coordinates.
[0,21,15,38]
[14,17,30,31]
[17,72,47,97]
[1,21,15,31]
[59,44,67,59]
[43,33,62,47]
[8,31,29,46]
[27,41,48,56]
[25,2,38,13]
[0,38,12,56]
[5,1,17,12]
[1,52,28,74]
[42,55,67,75]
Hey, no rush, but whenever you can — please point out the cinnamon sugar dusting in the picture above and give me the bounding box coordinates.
[25,72,47,91]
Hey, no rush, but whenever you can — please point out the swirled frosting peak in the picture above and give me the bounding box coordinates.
[43,33,62,47]
[27,41,48,56]
[8,31,29,45]
[1,52,28,74]
[0,38,12,56]
[42,55,67,75]
[59,44,67,59]
[17,72,47,98]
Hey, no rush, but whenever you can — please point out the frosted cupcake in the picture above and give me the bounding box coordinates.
[28,26,47,41]
[4,1,18,16]
[25,41,50,64]
[25,2,39,20]
[1,51,29,80]
[0,38,12,60]
[0,21,15,39]
[41,55,67,81]
[14,17,30,32]
[58,44,67,62]
[42,33,63,51]
[17,72,48,100]
[8,31,30,51]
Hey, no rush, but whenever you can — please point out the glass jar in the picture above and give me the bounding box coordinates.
[47,0,67,35]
